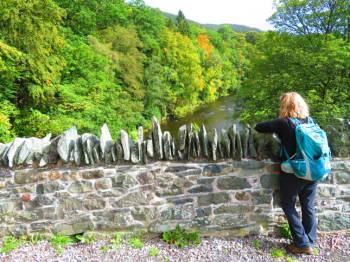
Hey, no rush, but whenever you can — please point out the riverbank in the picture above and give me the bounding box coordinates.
[0,231,349,262]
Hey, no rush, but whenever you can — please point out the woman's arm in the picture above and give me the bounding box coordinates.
[254,119,282,134]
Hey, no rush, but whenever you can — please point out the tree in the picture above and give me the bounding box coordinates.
[269,0,349,38]
[176,10,191,37]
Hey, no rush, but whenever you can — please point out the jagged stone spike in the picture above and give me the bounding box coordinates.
[228,124,237,159]
[199,124,209,158]
[152,117,163,160]
[120,130,131,161]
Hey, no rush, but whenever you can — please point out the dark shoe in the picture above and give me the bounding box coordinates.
[286,244,313,255]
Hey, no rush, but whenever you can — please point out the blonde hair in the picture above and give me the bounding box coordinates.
[279,92,309,118]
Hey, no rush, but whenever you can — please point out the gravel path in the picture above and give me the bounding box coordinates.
[0,232,349,262]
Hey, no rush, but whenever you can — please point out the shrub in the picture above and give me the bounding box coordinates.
[75,233,96,244]
[111,232,124,249]
[128,237,144,249]
[0,235,26,254]
[50,234,75,255]
[252,239,261,250]
[148,246,160,256]
[270,247,285,258]
[162,225,201,248]
[280,223,292,239]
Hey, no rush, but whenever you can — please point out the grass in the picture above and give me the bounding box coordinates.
[75,233,96,244]
[128,236,144,249]
[50,234,75,255]
[270,247,285,258]
[148,246,160,256]
[100,245,110,252]
[111,232,124,249]
[252,239,261,250]
[280,223,292,239]
[0,236,26,254]
[162,225,201,248]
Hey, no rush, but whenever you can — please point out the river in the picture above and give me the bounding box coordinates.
[160,96,241,137]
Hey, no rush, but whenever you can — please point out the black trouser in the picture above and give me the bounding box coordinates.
[280,172,317,248]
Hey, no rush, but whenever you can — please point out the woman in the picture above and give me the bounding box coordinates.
[255,92,316,255]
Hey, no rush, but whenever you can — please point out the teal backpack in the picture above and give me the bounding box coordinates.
[281,117,332,181]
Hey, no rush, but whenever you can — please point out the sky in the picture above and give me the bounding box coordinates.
[143,0,275,31]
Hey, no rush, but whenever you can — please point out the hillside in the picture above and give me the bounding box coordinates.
[162,11,261,32]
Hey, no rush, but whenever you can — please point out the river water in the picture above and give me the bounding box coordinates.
[161,96,241,137]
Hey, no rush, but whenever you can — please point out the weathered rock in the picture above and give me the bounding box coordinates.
[115,140,124,160]
[152,117,163,160]
[112,174,139,189]
[130,142,139,164]
[57,126,78,163]
[199,124,209,158]
[81,169,104,179]
[162,131,172,160]
[241,126,249,158]
[92,144,102,163]
[83,194,106,210]
[202,163,234,176]
[335,172,350,184]
[228,124,237,159]
[68,181,93,193]
[73,136,83,165]
[208,128,218,161]
[37,182,64,194]
[198,192,230,206]
[235,131,243,160]
[100,124,113,163]
[137,126,144,162]
[214,204,254,214]
[141,141,148,164]
[18,134,52,165]
[260,174,279,189]
[120,130,131,161]
[170,139,176,160]
[6,138,25,168]
[95,178,112,190]
[217,176,251,190]
[220,129,230,159]
[146,139,154,159]
[81,133,99,165]
[111,192,149,208]
[318,213,350,231]
[191,131,201,158]
[325,118,350,158]
[178,125,187,151]
[248,125,257,158]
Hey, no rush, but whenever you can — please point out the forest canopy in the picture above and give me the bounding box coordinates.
[0,0,349,142]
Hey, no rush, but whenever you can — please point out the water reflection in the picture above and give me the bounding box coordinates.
[161,96,241,138]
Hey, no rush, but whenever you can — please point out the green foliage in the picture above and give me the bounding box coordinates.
[280,223,292,239]
[252,239,261,250]
[0,235,26,254]
[148,246,160,256]
[313,247,319,255]
[270,247,285,258]
[162,225,201,248]
[29,234,45,245]
[285,256,296,262]
[75,233,96,244]
[50,234,75,255]
[111,232,124,249]
[100,245,110,252]
[128,236,144,249]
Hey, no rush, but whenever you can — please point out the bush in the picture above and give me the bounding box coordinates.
[280,223,292,239]
[162,225,201,248]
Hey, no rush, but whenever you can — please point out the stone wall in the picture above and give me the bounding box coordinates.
[1,117,348,169]
[0,159,349,237]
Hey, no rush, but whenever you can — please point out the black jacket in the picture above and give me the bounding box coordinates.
[254,117,308,160]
